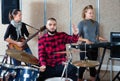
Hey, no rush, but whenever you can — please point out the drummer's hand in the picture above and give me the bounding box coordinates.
[40,65,46,72]
[72,24,79,35]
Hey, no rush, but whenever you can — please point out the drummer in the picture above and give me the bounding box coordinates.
[4,9,32,66]
[37,17,79,81]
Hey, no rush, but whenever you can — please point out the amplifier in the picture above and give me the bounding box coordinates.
[110,32,120,58]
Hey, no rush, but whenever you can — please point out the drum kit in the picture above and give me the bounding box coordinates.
[50,43,100,81]
[0,43,100,81]
[0,49,39,81]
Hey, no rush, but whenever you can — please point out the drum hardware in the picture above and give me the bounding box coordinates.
[31,65,40,69]
[70,42,112,81]
[6,49,39,65]
[72,60,99,67]
[61,46,73,81]
[1,54,8,64]
[0,63,40,81]
[45,77,73,81]
[3,69,16,81]
[4,49,40,81]
[72,43,99,81]
[0,63,16,81]
[54,49,85,54]
[2,45,13,65]
[72,43,97,67]
[14,66,39,81]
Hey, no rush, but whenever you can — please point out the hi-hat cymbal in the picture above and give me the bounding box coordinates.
[72,60,99,67]
[6,49,39,65]
[55,49,86,54]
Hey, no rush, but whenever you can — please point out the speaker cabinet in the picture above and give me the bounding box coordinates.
[110,32,120,58]
[1,0,20,24]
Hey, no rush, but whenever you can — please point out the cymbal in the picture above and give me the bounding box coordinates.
[6,49,39,65]
[55,50,86,54]
[72,60,99,67]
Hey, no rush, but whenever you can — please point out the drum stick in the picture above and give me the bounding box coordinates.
[31,65,40,69]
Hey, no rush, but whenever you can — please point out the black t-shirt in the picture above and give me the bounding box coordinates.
[4,23,29,40]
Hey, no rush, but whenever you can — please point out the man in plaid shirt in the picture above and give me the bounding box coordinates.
[37,18,79,81]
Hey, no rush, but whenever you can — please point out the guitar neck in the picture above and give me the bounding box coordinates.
[23,25,46,44]
[24,30,41,44]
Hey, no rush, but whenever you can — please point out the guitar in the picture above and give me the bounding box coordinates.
[8,26,46,50]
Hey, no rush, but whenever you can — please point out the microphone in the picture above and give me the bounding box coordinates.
[22,22,39,30]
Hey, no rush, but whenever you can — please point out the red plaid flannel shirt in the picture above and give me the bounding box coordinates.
[38,32,79,67]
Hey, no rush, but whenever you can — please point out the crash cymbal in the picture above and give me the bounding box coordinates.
[72,60,99,67]
[6,49,39,65]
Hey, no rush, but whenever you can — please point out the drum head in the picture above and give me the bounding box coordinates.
[1,63,15,69]
[45,77,73,81]
[15,66,38,71]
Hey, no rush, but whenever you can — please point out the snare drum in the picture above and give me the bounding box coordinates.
[45,77,73,81]
[15,66,39,81]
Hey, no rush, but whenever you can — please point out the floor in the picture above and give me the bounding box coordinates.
[82,70,120,81]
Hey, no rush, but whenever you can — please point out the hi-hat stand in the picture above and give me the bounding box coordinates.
[2,45,13,64]
[1,49,14,81]
[2,51,12,64]
[2,54,8,64]
[61,47,72,81]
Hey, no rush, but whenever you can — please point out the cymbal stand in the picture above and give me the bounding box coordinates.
[1,52,13,81]
[2,53,8,64]
[84,43,88,61]
[2,46,12,64]
[61,47,72,81]
[83,43,88,81]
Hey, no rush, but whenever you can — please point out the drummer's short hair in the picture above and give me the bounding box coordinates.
[48,17,56,22]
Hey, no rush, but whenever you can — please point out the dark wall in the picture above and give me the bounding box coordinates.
[1,0,19,24]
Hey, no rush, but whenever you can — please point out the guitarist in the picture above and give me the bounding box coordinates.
[4,9,32,66]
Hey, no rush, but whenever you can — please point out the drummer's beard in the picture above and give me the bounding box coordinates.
[47,29,57,35]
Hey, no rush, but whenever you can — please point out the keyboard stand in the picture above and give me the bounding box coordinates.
[95,48,107,81]
[112,71,120,81]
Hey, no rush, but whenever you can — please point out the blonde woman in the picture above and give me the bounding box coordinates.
[78,5,107,81]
